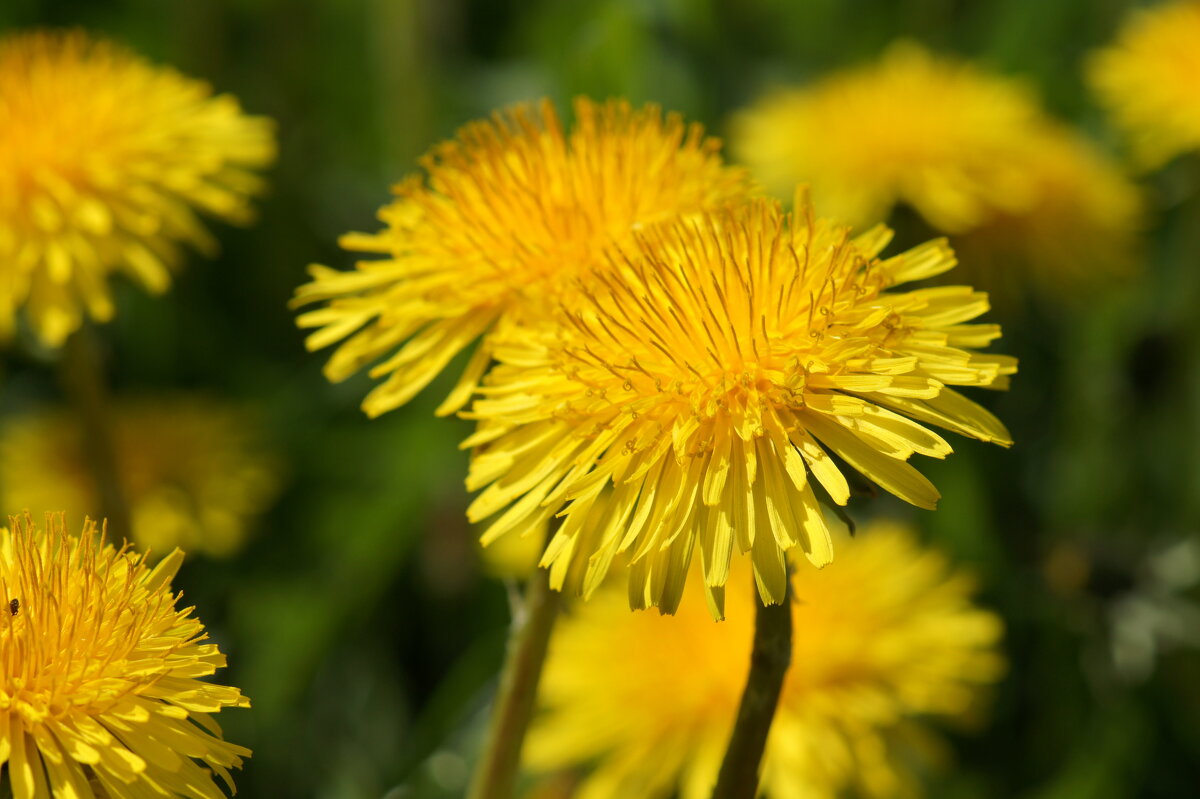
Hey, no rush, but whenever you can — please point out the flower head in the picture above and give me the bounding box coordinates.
[0,396,281,559]
[292,97,751,418]
[0,513,249,798]
[527,520,1005,799]
[952,128,1143,298]
[1088,1,1200,170]
[732,44,1039,234]
[0,30,275,347]
[731,43,1140,300]
[465,199,1014,617]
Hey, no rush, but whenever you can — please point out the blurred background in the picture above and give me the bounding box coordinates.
[1,0,1198,797]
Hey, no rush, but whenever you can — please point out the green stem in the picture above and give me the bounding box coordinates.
[59,326,131,542]
[467,563,563,799]
[712,579,793,799]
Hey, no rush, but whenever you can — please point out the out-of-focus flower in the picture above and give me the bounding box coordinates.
[0,512,250,798]
[953,128,1143,298]
[527,520,1005,799]
[732,44,1037,234]
[1088,1,1200,170]
[465,199,1014,617]
[0,30,275,347]
[0,396,281,558]
[731,43,1141,300]
[292,97,751,418]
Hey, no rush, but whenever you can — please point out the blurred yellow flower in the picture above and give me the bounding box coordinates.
[465,199,1013,617]
[0,513,250,798]
[0,397,281,558]
[1088,1,1200,170]
[0,30,275,347]
[731,43,1140,299]
[732,44,1037,234]
[953,128,1143,298]
[527,520,1004,799]
[292,97,751,418]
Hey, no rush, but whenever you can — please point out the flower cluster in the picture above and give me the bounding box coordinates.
[299,97,1015,617]
[0,30,275,346]
[0,27,274,799]
[0,16,1027,797]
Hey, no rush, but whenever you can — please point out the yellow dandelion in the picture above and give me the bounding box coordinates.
[730,43,1140,298]
[464,198,1014,617]
[731,44,1043,234]
[0,30,275,347]
[0,397,281,558]
[0,513,249,798]
[1088,1,1200,170]
[952,128,1143,299]
[527,521,1005,799]
[291,97,751,418]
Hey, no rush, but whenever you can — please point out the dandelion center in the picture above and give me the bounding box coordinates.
[552,210,896,439]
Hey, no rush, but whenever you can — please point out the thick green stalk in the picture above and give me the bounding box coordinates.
[467,563,563,799]
[712,581,793,799]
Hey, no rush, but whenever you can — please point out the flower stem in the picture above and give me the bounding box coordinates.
[712,579,793,799]
[467,563,563,799]
[59,326,131,542]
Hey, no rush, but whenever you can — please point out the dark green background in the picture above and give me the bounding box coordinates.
[1,1,1197,797]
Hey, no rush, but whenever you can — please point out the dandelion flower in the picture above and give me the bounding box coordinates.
[952,128,1143,298]
[730,43,1140,298]
[0,30,275,347]
[0,397,281,558]
[465,198,1014,617]
[1088,1,1200,170]
[527,521,1005,799]
[730,44,1044,234]
[292,98,751,418]
[0,513,249,798]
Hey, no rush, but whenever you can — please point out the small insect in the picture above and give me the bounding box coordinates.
[8,598,18,616]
